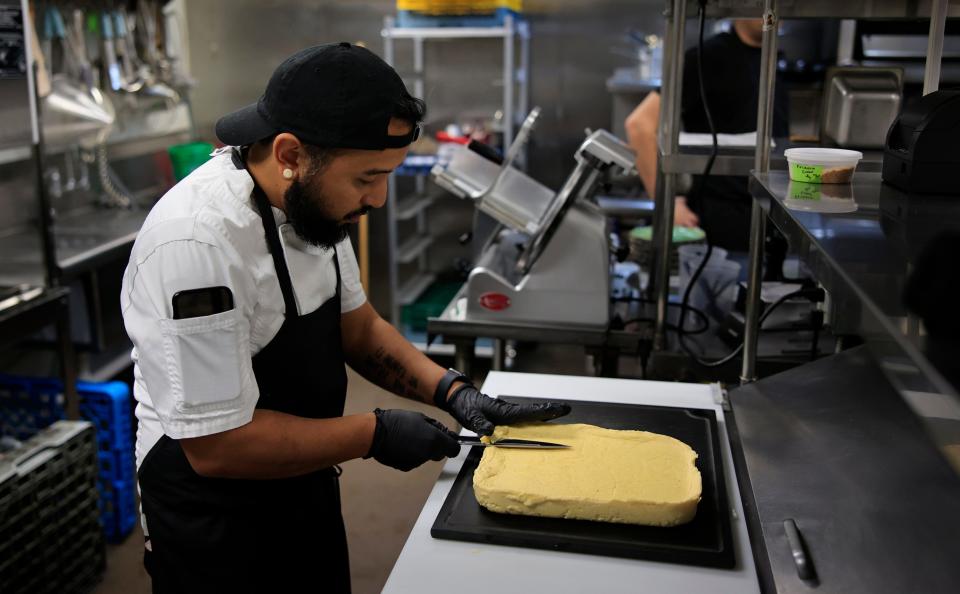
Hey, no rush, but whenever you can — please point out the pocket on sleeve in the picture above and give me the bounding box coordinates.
[159,309,248,411]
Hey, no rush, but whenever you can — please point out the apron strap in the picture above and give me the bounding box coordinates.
[236,148,342,318]
[251,185,300,318]
[331,240,341,299]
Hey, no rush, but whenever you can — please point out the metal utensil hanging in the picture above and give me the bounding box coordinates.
[36,5,114,151]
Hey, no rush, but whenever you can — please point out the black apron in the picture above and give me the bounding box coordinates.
[138,155,351,593]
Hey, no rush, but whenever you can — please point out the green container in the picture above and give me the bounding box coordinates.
[628,225,706,273]
[168,142,215,181]
[401,281,463,332]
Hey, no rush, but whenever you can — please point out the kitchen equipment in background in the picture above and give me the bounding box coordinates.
[854,20,960,87]
[432,108,637,327]
[821,66,902,148]
[882,90,960,195]
[625,30,662,82]
[432,397,735,568]
[31,6,115,152]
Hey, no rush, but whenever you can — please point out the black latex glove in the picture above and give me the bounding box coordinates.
[443,385,572,437]
[364,408,461,472]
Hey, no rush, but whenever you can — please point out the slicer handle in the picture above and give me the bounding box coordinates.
[783,519,817,582]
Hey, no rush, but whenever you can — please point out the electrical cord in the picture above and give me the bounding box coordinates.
[674,1,720,364]
[686,287,825,368]
[611,296,710,335]
[669,3,825,369]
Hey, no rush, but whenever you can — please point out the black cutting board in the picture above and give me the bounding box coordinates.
[431,397,735,569]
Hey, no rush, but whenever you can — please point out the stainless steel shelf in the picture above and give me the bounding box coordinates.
[661,146,883,177]
[0,206,149,286]
[383,13,529,324]
[687,0,960,19]
[397,234,435,265]
[0,145,33,167]
[750,170,960,439]
[428,288,646,348]
[398,272,437,306]
[661,150,772,176]
[396,195,436,221]
[382,25,516,40]
[0,106,191,166]
[106,129,191,161]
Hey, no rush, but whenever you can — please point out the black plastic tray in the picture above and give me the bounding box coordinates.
[431,397,735,569]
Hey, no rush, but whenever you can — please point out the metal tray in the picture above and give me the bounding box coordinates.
[431,397,735,569]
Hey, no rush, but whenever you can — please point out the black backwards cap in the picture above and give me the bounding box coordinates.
[215,42,420,150]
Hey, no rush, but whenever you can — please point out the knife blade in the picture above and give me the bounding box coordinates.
[457,436,570,449]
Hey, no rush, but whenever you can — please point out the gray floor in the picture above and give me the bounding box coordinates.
[93,368,461,594]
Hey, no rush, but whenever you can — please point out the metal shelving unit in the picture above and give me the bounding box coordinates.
[643,7,960,590]
[648,0,957,360]
[381,14,530,325]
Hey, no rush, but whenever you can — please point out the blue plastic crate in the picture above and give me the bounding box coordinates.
[0,375,66,439]
[76,380,134,451]
[98,478,137,543]
[395,154,438,177]
[0,375,136,543]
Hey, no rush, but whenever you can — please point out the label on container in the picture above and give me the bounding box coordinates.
[788,182,822,201]
[790,163,823,183]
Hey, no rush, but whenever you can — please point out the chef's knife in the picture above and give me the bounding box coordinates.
[457,436,570,449]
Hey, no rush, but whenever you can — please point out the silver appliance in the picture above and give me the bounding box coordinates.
[822,66,902,148]
[432,108,637,327]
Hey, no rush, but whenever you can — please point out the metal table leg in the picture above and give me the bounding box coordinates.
[923,0,948,96]
[55,294,79,419]
[740,201,766,384]
[453,338,476,379]
[492,339,505,371]
[651,0,686,349]
[742,0,779,384]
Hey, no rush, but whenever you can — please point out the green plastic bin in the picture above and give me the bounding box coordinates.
[401,281,463,332]
[168,142,215,181]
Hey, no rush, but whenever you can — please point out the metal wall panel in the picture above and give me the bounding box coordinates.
[183,0,667,187]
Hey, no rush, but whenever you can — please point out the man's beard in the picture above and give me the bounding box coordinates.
[283,178,366,249]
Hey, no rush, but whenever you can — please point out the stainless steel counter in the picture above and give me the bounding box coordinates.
[752,172,958,343]
[729,346,960,593]
[427,288,648,376]
[748,171,960,446]
[0,206,149,286]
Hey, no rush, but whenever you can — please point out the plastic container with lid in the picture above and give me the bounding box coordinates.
[785,180,858,213]
[784,147,863,184]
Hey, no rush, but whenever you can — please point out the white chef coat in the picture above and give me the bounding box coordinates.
[121,150,366,471]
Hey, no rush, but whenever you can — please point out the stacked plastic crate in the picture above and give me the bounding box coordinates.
[0,375,137,543]
[396,0,522,27]
[0,421,105,593]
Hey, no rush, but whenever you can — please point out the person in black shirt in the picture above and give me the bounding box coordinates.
[625,19,789,252]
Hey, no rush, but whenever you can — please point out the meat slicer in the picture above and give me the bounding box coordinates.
[431,108,637,327]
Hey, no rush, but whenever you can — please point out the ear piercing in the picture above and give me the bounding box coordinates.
[282,168,294,180]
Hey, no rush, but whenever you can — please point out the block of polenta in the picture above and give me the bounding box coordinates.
[473,423,701,527]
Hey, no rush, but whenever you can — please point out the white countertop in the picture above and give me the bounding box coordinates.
[382,372,761,594]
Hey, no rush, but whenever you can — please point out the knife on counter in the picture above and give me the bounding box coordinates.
[457,436,570,449]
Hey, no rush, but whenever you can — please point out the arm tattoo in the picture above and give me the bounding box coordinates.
[361,346,424,400]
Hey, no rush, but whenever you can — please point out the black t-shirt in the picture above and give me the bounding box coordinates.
[680,31,789,251]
